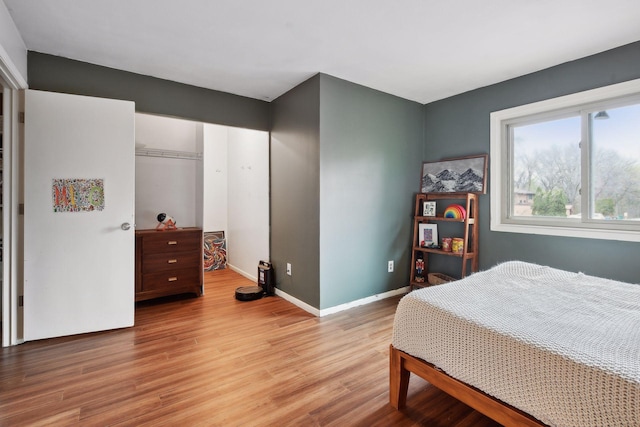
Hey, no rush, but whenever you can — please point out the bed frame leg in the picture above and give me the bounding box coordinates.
[389,345,410,409]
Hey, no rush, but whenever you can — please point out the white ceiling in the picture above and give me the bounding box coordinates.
[4,0,640,104]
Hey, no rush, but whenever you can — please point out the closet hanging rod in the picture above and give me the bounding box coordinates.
[135,147,202,160]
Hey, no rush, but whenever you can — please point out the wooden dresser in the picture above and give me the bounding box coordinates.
[135,227,203,301]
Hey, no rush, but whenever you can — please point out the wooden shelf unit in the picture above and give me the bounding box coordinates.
[410,192,479,290]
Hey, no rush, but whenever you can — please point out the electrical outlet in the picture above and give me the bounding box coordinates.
[388,260,394,272]
[286,263,292,276]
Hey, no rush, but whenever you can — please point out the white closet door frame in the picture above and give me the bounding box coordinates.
[0,51,27,347]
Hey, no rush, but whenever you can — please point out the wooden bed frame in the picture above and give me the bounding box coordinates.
[389,345,545,427]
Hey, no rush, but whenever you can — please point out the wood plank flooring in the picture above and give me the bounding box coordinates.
[0,269,500,426]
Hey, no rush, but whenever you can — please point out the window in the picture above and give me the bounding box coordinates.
[491,79,640,242]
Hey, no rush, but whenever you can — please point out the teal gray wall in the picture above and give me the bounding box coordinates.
[25,42,640,311]
[270,75,321,307]
[26,52,424,310]
[270,74,423,310]
[423,41,640,284]
[319,74,422,309]
[27,52,270,130]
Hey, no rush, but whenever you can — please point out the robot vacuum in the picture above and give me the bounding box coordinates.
[235,286,264,301]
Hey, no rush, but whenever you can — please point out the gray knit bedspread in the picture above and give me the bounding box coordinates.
[392,261,640,427]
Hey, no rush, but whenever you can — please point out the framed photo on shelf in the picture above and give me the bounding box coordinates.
[422,201,436,217]
[418,223,438,247]
[420,154,488,194]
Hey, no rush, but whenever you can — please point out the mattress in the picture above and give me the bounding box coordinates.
[392,261,640,427]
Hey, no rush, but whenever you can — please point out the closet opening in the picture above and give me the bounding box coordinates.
[134,113,269,291]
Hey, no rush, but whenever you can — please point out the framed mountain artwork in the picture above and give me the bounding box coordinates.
[420,154,488,194]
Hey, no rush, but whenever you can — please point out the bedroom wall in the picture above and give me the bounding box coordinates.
[422,41,640,284]
[318,74,423,309]
[270,74,321,308]
[271,73,423,311]
[27,52,271,280]
[135,113,199,230]
[26,42,639,305]
[202,124,228,235]
[27,52,270,131]
[226,126,270,279]
[201,123,270,279]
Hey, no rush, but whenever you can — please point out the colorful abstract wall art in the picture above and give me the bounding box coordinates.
[203,231,227,271]
[52,178,105,212]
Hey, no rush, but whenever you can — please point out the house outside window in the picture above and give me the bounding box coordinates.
[490,79,640,242]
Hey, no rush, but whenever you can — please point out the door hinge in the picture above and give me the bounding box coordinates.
[19,203,24,215]
[19,295,24,307]
[18,112,25,123]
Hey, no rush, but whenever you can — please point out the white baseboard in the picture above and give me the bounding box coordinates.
[274,288,320,316]
[223,265,409,317]
[319,287,410,316]
[227,264,257,282]
[274,286,409,317]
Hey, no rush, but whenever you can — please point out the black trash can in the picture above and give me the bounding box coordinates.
[258,260,275,296]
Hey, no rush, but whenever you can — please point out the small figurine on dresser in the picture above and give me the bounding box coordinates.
[155,213,177,231]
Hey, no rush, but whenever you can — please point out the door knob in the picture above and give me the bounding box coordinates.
[121,222,131,230]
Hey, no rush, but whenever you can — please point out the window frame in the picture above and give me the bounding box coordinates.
[490,78,640,242]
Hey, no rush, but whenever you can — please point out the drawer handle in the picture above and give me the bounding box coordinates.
[167,259,178,264]
[167,241,178,245]
[168,277,178,282]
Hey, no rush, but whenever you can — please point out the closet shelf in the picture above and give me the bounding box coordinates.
[135,147,202,160]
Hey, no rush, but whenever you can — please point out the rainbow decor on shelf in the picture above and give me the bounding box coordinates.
[444,204,466,220]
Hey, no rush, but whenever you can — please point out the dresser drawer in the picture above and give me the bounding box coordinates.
[142,232,201,254]
[142,268,200,292]
[142,252,201,274]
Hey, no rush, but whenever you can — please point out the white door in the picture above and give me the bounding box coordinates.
[23,89,135,341]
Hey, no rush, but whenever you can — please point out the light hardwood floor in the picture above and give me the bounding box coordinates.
[0,269,500,426]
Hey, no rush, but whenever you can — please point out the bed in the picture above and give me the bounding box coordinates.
[390,261,640,427]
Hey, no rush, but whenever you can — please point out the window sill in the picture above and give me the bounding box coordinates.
[490,221,640,242]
